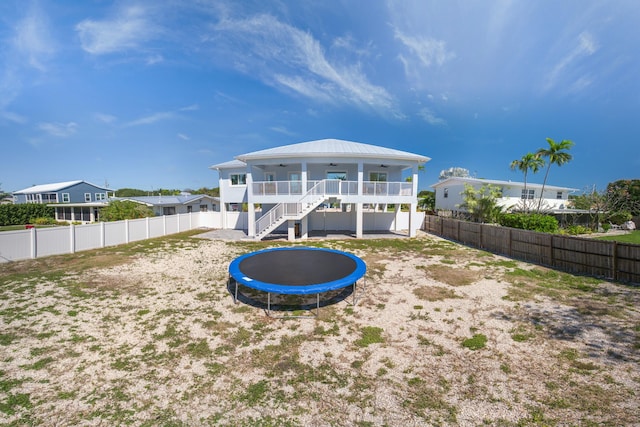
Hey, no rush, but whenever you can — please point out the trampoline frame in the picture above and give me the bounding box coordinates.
[228,247,367,317]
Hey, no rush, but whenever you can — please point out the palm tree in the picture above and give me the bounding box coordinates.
[535,137,575,212]
[510,152,545,212]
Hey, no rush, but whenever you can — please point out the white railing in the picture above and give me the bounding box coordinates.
[253,180,412,197]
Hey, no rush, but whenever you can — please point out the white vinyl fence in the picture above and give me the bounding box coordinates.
[0,212,224,263]
[0,210,422,263]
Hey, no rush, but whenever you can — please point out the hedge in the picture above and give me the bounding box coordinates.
[0,204,56,226]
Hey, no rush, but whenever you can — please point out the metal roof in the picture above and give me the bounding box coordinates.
[235,138,430,163]
[209,159,247,169]
[431,177,578,192]
[116,195,218,206]
[14,180,110,194]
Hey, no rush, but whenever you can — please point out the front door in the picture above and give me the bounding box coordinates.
[289,172,302,194]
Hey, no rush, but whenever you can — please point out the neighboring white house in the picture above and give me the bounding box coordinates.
[115,195,219,216]
[210,138,430,240]
[431,177,578,214]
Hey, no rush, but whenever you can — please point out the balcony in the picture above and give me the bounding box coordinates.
[251,180,414,201]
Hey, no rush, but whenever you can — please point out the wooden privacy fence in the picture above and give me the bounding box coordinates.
[423,215,640,285]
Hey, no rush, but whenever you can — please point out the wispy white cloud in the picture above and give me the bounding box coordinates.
[125,104,199,127]
[417,108,446,126]
[543,31,598,91]
[12,3,56,72]
[394,30,456,68]
[38,121,78,137]
[212,14,396,114]
[125,112,175,127]
[94,113,117,124]
[76,5,159,55]
[177,133,190,140]
[0,3,55,115]
[269,126,296,136]
[179,104,199,111]
[145,54,164,65]
[1,111,27,124]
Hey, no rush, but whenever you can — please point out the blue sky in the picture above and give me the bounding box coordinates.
[1,0,639,194]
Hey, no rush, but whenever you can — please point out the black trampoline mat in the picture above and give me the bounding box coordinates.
[238,249,357,286]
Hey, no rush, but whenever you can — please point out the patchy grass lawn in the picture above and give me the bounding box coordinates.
[1,231,639,426]
[595,230,640,244]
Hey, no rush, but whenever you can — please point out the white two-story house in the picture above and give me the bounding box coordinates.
[432,177,578,214]
[211,139,430,240]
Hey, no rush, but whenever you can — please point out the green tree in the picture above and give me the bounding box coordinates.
[115,188,148,197]
[418,191,435,212]
[510,152,545,212]
[458,184,504,223]
[100,200,154,222]
[191,187,220,197]
[536,138,574,212]
[606,179,640,216]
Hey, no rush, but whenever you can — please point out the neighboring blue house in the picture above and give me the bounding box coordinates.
[13,180,113,223]
[13,180,111,204]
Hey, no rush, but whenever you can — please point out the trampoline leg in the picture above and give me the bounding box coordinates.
[317,294,320,316]
[234,279,238,304]
[353,282,357,306]
[267,293,271,317]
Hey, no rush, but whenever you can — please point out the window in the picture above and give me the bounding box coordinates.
[163,206,176,215]
[85,193,92,202]
[95,193,106,201]
[443,188,449,198]
[42,193,58,203]
[369,172,387,182]
[521,189,535,200]
[187,206,193,213]
[230,173,246,186]
[265,172,275,182]
[556,191,563,199]
[200,204,208,212]
[62,193,70,203]
[327,171,347,180]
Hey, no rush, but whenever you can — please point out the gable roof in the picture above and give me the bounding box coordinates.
[14,180,110,194]
[431,177,577,192]
[235,138,430,163]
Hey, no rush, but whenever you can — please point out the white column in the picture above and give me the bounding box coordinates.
[409,203,417,237]
[301,161,308,192]
[357,161,364,196]
[301,215,308,240]
[394,204,401,232]
[356,203,363,238]
[69,223,76,254]
[287,219,296,241]
[247,203,255,237]
[409,164,420,237]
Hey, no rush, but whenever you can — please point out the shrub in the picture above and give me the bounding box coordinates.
[607,211,632,225]
[462,334,487,350]
[31,217,57,225]
[499,213,558,233]
[563,225,591,235]
[0,204,55,226]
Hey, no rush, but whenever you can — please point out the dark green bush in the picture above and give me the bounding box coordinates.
[499,213,558,233]
[0,204,55,226]
[607,211,632,225]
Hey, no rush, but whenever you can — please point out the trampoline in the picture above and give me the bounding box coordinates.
[228,247,367,316]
